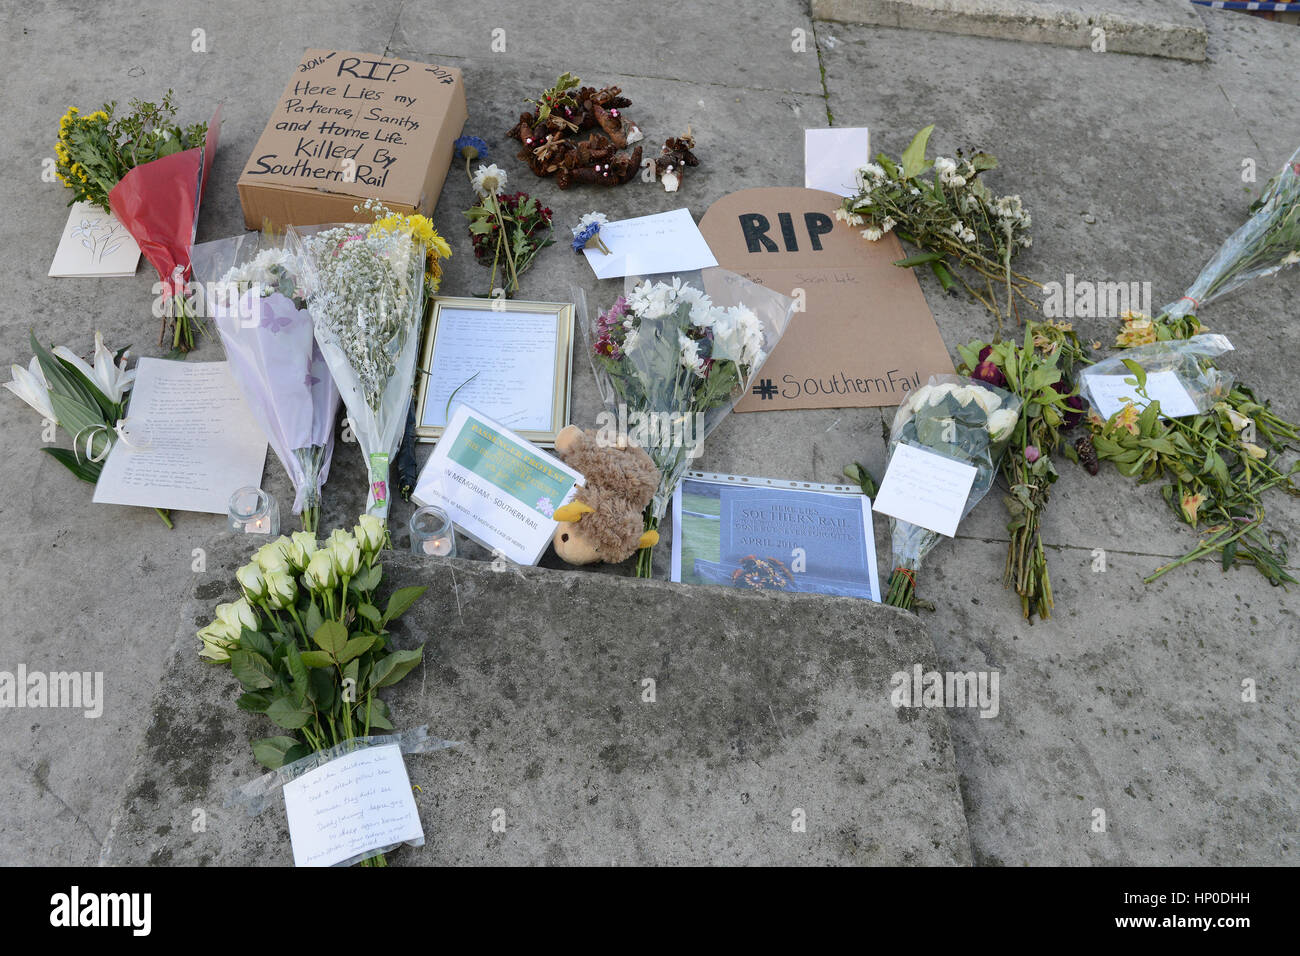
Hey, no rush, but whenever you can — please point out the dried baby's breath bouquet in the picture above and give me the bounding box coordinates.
[290,201,448,522]
[840,125,1037,329]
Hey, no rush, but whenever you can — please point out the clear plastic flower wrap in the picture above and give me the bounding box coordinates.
[577,268,795,576]
[289,221,427,524]
[1081,334,1236,418]
[191,232,341,531]
[884,374,1021,609]
[1160,145,1300,321]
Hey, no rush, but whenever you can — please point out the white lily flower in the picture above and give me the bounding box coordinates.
[3,356,56,421]
[54,331,134,404]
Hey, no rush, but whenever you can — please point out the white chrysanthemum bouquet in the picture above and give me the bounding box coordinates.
[586,269,793,577]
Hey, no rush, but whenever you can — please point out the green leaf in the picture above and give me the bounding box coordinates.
[55,354,119,422]
[48,389,111,462]
[1120,359,1147,391]
[266,695,313,729]
[285,643,309,705]
[1221,540,1238,571]
[238,628,274,659]
[229,650,275,691]
[305,601,324,637]
[369,647,424,689]
[300,651,335,668]
[338,633,378,664]
[930,259,957,294]
[308,668,337,710]
[381,586,426,626]
[29,331,99,411]
[283,743,313,765]
[312,619,348,655]
[252,736,301,770]
[357,603,382,626]
[900,125,935,179]
[367,698,394,731]
[235,691,271,713]
[40,446,100,484]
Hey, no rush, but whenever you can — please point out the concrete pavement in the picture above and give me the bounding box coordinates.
[0,0,1296,865]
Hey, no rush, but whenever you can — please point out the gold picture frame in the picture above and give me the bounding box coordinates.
[414,296,575,446]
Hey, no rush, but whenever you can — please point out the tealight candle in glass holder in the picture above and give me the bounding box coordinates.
[228,486,280,536]
[410,505,456,557]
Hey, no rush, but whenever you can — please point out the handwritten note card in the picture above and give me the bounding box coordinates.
[282,744,424,868]
[49,201,142,278]
[804,127,871,197]
[1084,369,1200,420]
[872,443,978,538]
[92,359,268,514]
[421,308,558,432]
[583,208,718,279]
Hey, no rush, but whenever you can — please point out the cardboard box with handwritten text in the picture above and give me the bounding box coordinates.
[237,49,467,230]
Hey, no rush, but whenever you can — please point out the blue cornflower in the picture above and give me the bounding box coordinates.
[454,135,489,162]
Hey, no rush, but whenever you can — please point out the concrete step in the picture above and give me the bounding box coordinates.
[812,0,1209,60]
[102,535,972,866]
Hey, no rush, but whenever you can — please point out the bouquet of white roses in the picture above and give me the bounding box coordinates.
[197,514,426,866]
[290,202,449,523]
[883,375,1020,610]
[584,269,793,576]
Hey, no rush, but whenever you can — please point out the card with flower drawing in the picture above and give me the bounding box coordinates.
[48,201,142,277]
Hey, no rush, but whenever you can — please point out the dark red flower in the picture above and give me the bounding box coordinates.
[1052,379,1087,428]
[972,359,1006,388]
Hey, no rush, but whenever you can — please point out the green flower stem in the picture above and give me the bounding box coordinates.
[154,508,173,529]
[285,604,309,645]
[1144,516,1260,583]
[884,567,917,610]
[338,575,351,622]
[490,197,520,294]
[635,514,659,578]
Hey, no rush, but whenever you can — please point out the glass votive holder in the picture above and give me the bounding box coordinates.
[228,486,280,536]
[410,505,456,557]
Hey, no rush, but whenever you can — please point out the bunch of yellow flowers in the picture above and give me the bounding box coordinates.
[52,92,207,214]
[54,106,117,210]
[369,209,452,296]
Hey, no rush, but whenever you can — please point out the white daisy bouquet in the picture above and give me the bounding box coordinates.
[839,124,1036,329]
[191,231,342,532]
[585,268,794,576]
[290,202,448,523]
[883,375,1020,610]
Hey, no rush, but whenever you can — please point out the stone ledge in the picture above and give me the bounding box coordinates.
[812,0,1208,61]
[103,536,971,866]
